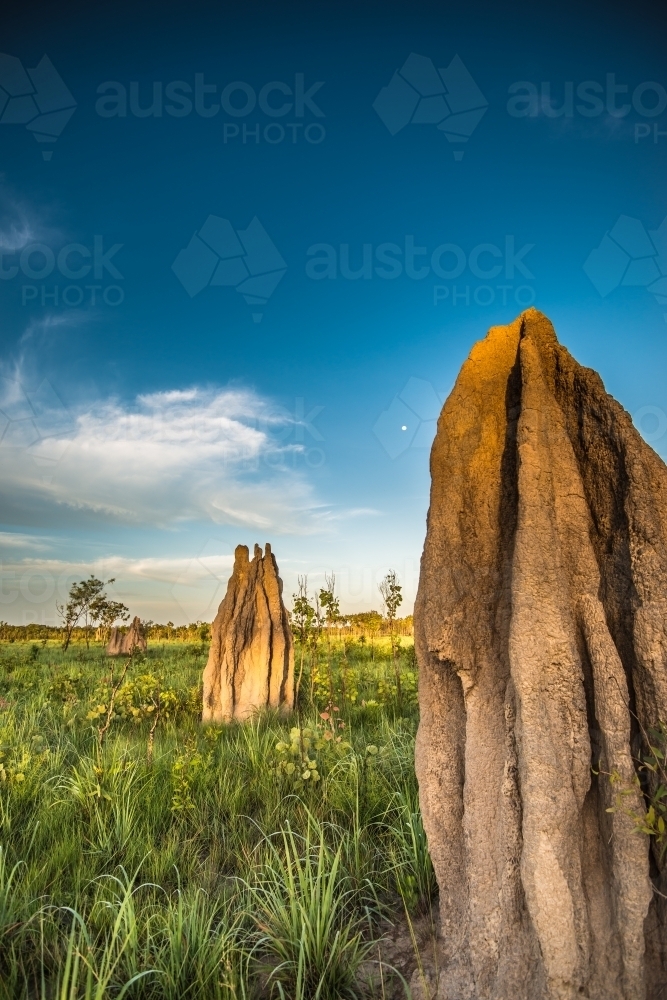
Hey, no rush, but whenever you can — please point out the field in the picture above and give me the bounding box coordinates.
[0,635,436,999]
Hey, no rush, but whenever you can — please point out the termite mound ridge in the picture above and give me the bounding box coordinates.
[415,307,667,999]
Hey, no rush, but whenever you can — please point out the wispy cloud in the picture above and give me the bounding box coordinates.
[323,507,381,521]
[0,218,34,250]
[0,184,62,251]
[0,549,235,624]
[0,531,53,551]
[14,552,234,585]
[0,384,335,533]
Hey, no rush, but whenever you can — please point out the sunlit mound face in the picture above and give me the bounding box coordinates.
[415,308,667,1000]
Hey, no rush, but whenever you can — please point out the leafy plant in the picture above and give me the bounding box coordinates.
[291,576,316,703]
[86,656,133,748]
[378,670,418,710]
[49,669,85,706]
[171,739,209,815]
[379,571,403,707]
[607,720,667,861]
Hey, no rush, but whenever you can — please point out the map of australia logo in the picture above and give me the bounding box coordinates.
[172,215,287,324]
[0,54,77,160]
[373,52,488,160]
[584,214,667,321]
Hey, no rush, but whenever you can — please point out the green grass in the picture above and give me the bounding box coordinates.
[0,637,432,998]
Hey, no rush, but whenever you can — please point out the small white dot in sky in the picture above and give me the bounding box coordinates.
[401,425,407,431]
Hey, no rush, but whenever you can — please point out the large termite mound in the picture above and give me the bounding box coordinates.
[202,543,294,722]
[415,308,667,999]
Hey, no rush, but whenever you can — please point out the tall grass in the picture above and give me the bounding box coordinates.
[0,637,433,997]
[247,818,369,1000]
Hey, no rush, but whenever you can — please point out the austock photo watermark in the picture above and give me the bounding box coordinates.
[0,566,73,619]
[0,375,73,469]
[170,539,231,622]
[305,234,536,309]
[373,377,442,459]
[170,548,422,623]
[228,396,326,472]
[506,74,667,143]
[0,374,325,476]
[371,377,667,460]
[170,216,537,318]
[95,72,326,146]
[0,53,77,160]
[584,213,667,319]
[1,51,327,158]
[171,214,286,323]
[305,561,422,612]
[0,236,125,308]
[371,53,667,159]
[2,46,664,165]
[132,393,325,472]
[373,52,489,160]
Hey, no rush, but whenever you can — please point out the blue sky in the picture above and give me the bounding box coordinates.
[1,0,666,623]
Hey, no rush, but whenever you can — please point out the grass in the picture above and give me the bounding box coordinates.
[0,635,433,998]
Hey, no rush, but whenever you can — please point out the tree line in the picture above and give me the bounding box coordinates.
[0,572,413,645]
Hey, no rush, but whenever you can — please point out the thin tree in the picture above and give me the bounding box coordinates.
[379,570,403,706]
[96,652,133,749]
[57,576,128,651]
[291,575,315,702]
[319,573,340,706]
[310,592,324,705]
[97,600,131,643]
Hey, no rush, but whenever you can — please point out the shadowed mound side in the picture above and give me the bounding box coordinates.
[414,308,667,1000]
[202,542,294,723]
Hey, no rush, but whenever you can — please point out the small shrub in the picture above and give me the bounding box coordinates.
[171,739,209,815]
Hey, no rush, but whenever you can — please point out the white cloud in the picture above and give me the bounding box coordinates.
[14,552,233,585]
[0,384,332,533]
[0,213,35,250]
[0,186,64,250]
[323,507,381,521]
[0,531,53,551]
[0,186,62,251]
[0,222,33,249]
[0,550,234,625]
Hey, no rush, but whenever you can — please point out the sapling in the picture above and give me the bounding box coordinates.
[94,652,133,749]
[57,576,129,651]
[291,576,316,704]
[319,573,340,707]
[379,571,403,708]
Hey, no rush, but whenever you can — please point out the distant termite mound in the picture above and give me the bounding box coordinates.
[415,308,667,999]
[202,543,294,723]
[106,616,147,656]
